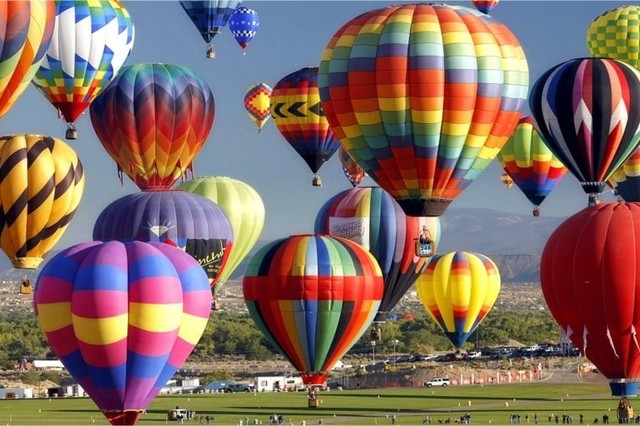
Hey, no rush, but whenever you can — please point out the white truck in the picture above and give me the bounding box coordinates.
[425,377,450,387]
[255,376,305,392]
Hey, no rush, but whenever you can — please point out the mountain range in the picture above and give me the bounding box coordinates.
[0,207,566,284]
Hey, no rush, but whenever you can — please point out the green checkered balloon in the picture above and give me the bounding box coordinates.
[588,5,640,69]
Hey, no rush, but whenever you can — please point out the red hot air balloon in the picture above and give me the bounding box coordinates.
[243,235,383,387]
[541,202,640,398]
[90,63,215,191]
[34,241,211,425]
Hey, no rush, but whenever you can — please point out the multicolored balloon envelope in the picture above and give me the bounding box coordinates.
[180,0,242,58]
[415,251,501,349]
[229,6,259,52]
[315,187,440,321]
[271,66,342,187]
[177,177,264,301]
[588,5,640,70]
[0,1,55,121]
[609,147,640,201]
[34,241,212,425]
[244,82,272,132]
[90,63,215,191]
[541,203,640,396]
[529,58,640,203]
[318,3,529,216]
[92,191,233,288]
[32,0,135,140]
[243,235,383,385]
[496,116,568,216]
[472,0,499,14]
[0,134,85,269]
[338,147,365,188]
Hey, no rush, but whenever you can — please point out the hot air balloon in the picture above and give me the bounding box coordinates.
[243,235,383,388]
[609,147,640,201]
[34,240,211,425]
[529,58,640,206]
[315,187,440,323]
[180,0,242,58]
[271,66,342,187]
[338,147,365,188]
[176,176,265,307]
[588,6,640,70]
[540,202,640,399]
[92,191,234,289]
[0,134,84,269]
[244,82,272,132]
[229,6,259,54]
[0,1,55,121]
[90,63,215,191]
[318,3,529,216]
[32,0,135,140]
[496,116,568,216]
[500,173,514,191]
[472,0,499,14]
[415,251,501,349]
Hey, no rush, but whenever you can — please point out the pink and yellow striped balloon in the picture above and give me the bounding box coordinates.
[415,251,500,349]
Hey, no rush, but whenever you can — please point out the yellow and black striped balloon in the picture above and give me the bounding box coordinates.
[0,135,85,269]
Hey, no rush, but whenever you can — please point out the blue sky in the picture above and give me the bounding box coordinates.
[0,1,631,267]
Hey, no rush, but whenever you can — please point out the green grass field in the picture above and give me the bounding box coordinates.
[0,381,627,425]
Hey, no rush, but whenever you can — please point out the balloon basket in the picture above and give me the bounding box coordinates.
[610,381,639,397]
[312,176,323,187]
[65,128,78,140]
[206,46,215,59]
[103,410,142,425]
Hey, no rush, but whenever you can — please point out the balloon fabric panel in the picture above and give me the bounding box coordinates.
[0,1,55,120]
[243,235,383,384]
[0,135,85,269]
[541,203,640,382]
[32,0,135,125]
[271,67,341,175]
[318,3,528,216]
[34,241,211,415]
[90,63,215,191]
[529,58,640,195]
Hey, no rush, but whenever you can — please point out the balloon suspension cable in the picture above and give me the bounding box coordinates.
[65,123,78,140]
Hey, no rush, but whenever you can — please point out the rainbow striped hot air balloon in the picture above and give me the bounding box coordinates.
[34,241,211,425]
[33,0,135,140]
[318,3,529,217]
[0,134,85,269]
[496,116,568,216]
[0,1,55,121]
[90,63,215,191]
[243,235,383,386]
[609,147,640,201]
[315,187,440,322]
[415,251,501,349]
[244,82,272,132]
[271,67,342,187]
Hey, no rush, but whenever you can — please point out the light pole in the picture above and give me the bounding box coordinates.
[392,339,399,365]
[371,341,376,364]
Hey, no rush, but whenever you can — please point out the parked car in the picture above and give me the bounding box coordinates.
[223,383,254,393]
[466,350,482,359]
[425,377,450,387]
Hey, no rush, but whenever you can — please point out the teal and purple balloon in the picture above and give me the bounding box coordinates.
[229,6,259,53]
[34,240,211,425]
[92,191,234,288]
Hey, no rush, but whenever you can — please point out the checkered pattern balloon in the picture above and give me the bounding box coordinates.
[588,5,640,69]
[229,6,259,50]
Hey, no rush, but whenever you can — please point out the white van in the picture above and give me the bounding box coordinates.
[425,377,450,387]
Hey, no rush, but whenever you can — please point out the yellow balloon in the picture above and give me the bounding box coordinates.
[588,5,640,69]
[415,251,500,349]
[0,134,85,268]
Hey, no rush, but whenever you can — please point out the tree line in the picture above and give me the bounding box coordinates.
[0,306,560,369]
